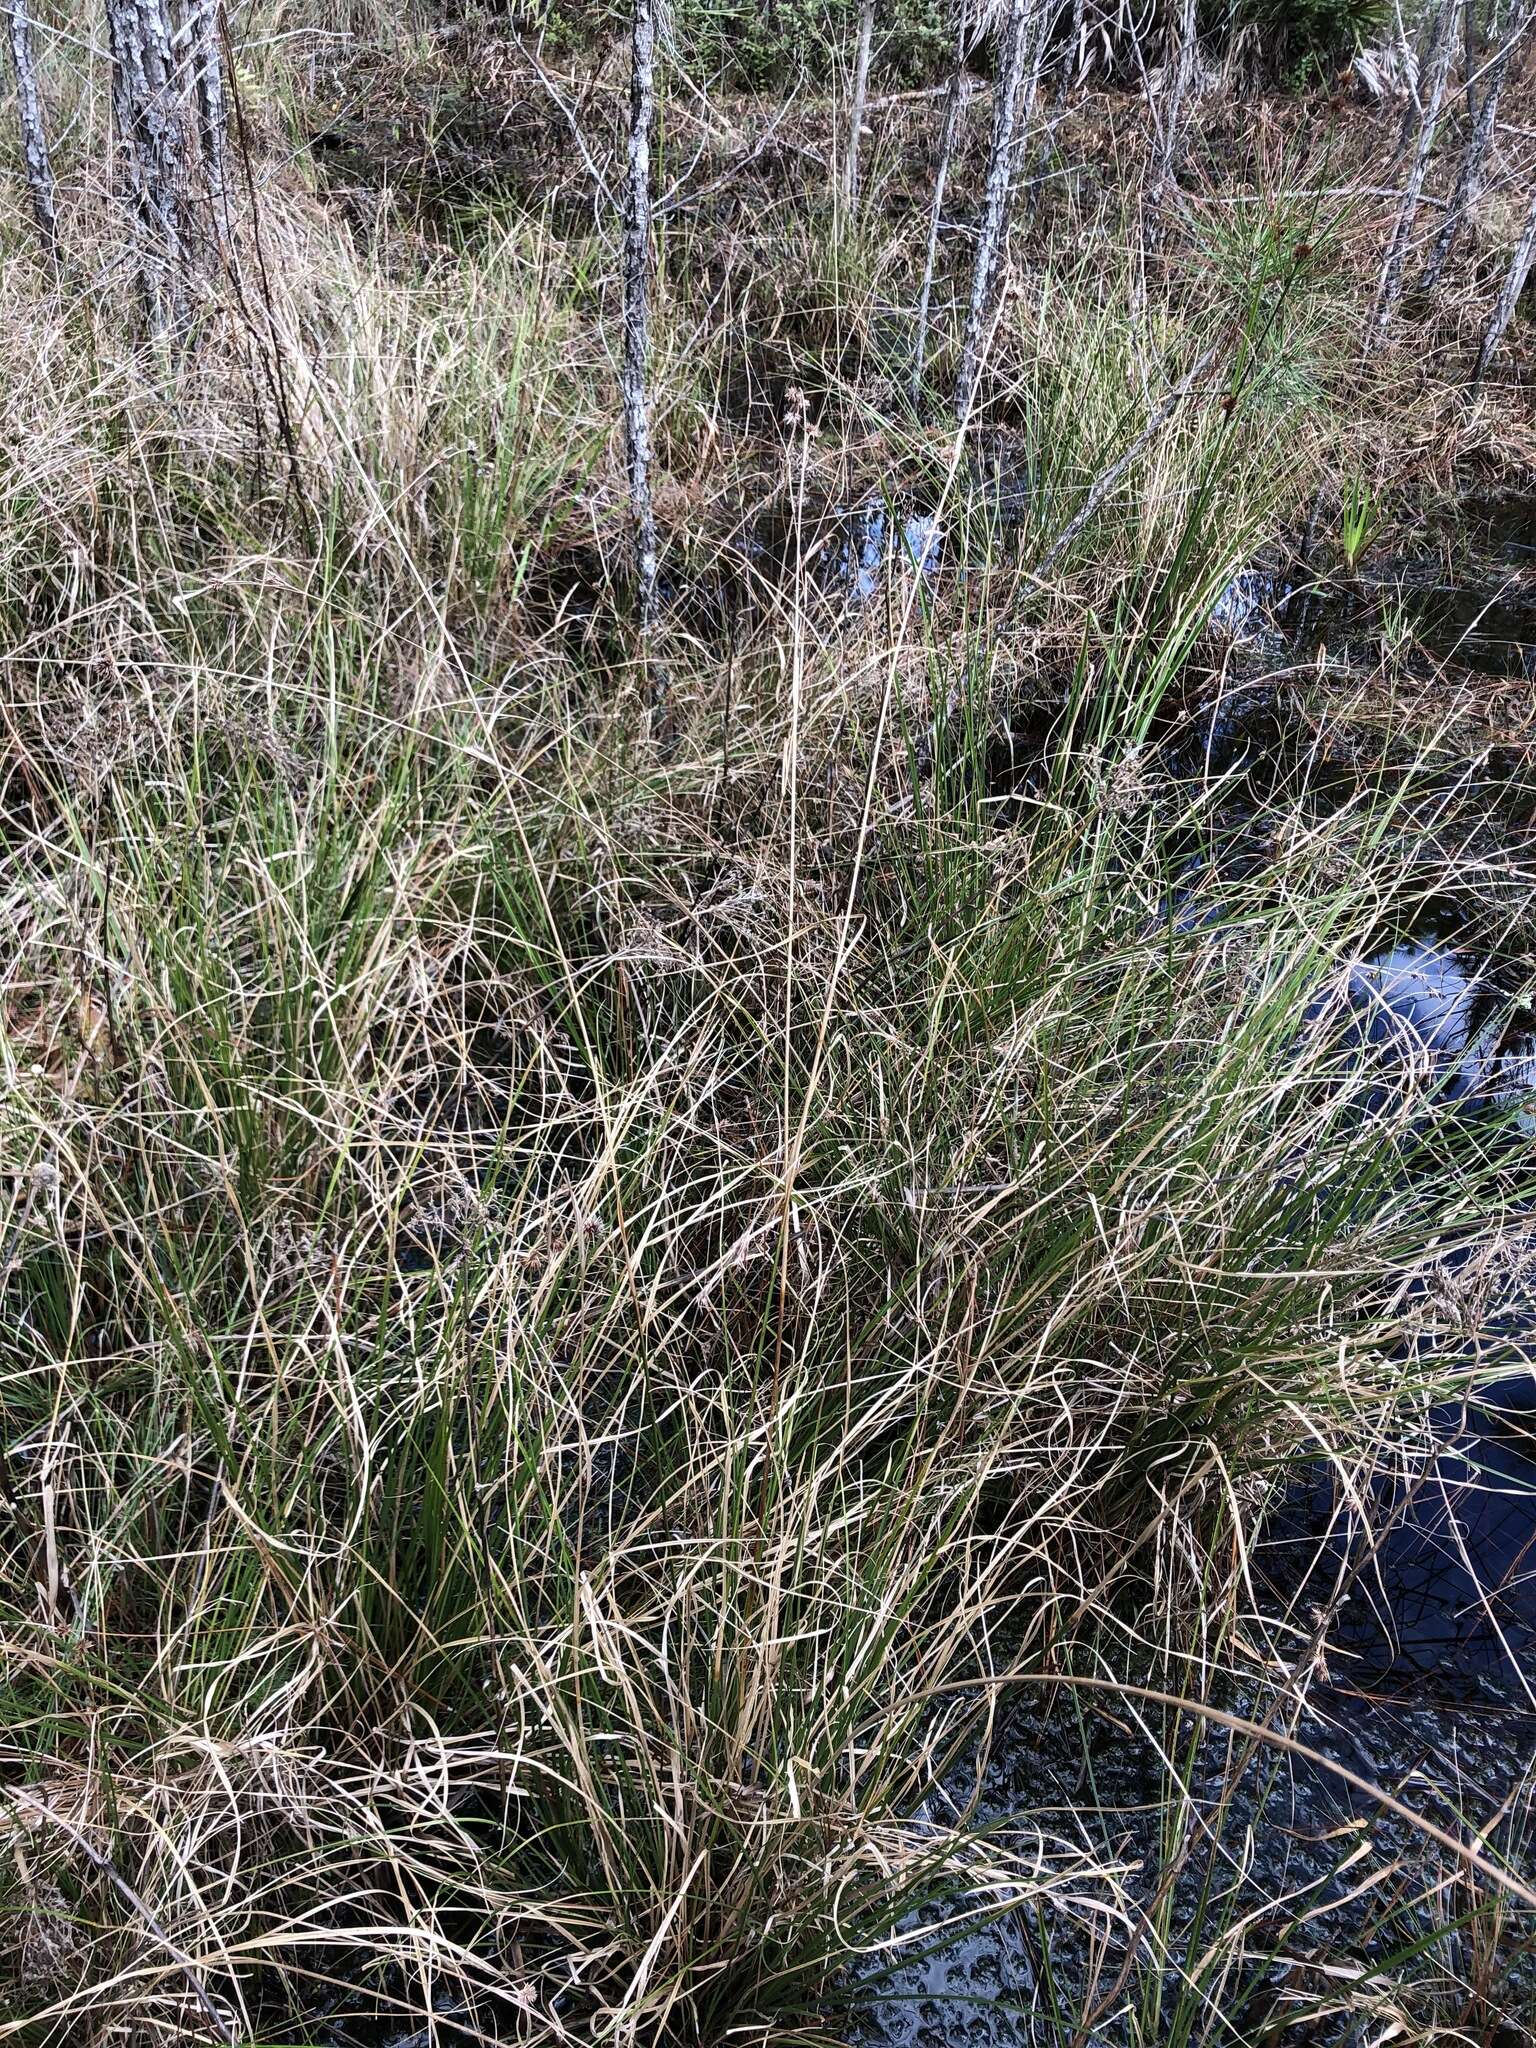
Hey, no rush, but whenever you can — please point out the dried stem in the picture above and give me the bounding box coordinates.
[7,1789,237,2042]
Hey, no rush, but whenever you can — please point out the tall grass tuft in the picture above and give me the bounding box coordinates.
[0,12,1532,2044]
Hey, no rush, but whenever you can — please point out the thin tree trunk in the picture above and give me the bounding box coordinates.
[191,0,230,235]
[1473,176,1536,384]
[955,0,1047,420]
[844,0,875,205]
[911,6,970,404]
[1397,0,1452,159]
[1421,0,1532,290]
[1064,0,1088,89]
[106,0,195,328]
[5,0,57,253]
[1152,0,1197,207]
[623,0,661,708]
[1367,0,1455,355]
[1022,0,1087,227]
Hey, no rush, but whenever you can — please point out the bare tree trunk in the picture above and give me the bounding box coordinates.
[1473,175,1536,384]
[1397,0,1452,159]
[5,0,57,253]
[1063,0,1088,90]
[1023,0,1088,227]
[1151,0,1197,208]
[190,0,230,236]
[911,6,970,404]
[623,0,661,709]
[104,0,231,328]
[1367,0,1455,355]
[1421,0,1532,290]
[844,0,875,206]
[106,0,192,328]
[954,0,1047,420]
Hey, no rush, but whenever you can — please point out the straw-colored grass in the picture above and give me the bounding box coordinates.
[0,10,1533,2043]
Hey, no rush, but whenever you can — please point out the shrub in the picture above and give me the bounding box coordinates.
[1239,0,1394,80]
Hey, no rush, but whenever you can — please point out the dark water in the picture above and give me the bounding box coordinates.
[1273,1399,1536,1697]
[1308,494,1536,681]
[851,502,1536,2047]
[776,488,1536,683]
[1260,919,1536,1694]
[847,911,1536,2047]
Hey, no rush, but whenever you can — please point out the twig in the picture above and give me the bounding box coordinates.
[513,32,615,209]
[6,1788,237,2041]
[1034,345,1220,575]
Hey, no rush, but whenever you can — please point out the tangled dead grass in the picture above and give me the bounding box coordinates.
[0,11,1533,2044]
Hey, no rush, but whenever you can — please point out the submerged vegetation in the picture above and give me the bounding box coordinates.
[1,0,1535,2042]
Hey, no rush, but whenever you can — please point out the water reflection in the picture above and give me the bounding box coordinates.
[1343,930,1536,1118]
[814,499,942,601]
[1274,922,1536,1695]
[1270,1400,1536,1699]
